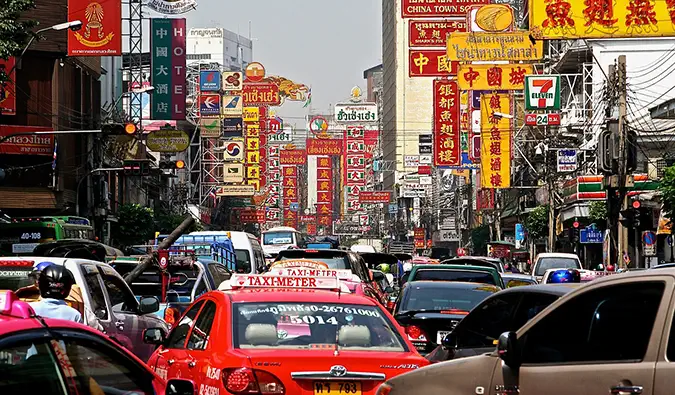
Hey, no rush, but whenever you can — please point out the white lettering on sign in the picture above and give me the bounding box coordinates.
[199,384,219,395]
[231,274,340,290]
[270,260,329,269]
[206,366,220,380]
[271,268,353,280]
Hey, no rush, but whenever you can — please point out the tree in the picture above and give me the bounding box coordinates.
[113,204,155,248]
[154,208,201,234]
[588,200,608,228]
[659,165,675,224]
[525,205,549,241]
[0,0,37,77]
[471,225,490,256]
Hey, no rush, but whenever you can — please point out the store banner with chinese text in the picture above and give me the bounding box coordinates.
[409,50,458,77]
[282,165,298,227]
[480,93,512,189]
[151,18,186,120]
[68,0,122,56]
[409,19,467,46]
[457,64,532,90]
[433,80,461,166]
[344,129,366,213]
[530,0,675,39]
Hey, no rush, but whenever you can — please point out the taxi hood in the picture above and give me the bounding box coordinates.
[381,352,499,395]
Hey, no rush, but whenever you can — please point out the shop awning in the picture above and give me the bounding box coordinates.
[0,188,58,209]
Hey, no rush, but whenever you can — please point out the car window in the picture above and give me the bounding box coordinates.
[401,285,497,313]
[412,269,496,285]
[534,257,580,276]
[62,337,154,394]
[81,269,109,321]
[214,265,231,283]
[194,275,208,299]
[0,340,65,395]
[235,249,252,273]
[456,293,521,348]
[207,264,225,286]
[666,309,675,361]
[166,300,205,349]
[187,301,217,350]
[521,282,664,364]
[514,293,560,324]
[100,272,139,313]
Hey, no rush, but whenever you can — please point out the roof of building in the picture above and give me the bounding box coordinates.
[363,64,383,79]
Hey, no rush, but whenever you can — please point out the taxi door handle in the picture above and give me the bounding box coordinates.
[167,359,175,366]
[611,385,643,395]
[188,361,196,368]
[115,320,124,329]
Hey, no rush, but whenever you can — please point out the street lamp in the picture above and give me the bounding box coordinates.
[20,20,83,59]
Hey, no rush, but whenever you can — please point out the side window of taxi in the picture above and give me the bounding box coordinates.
[81,265,109,321]
[99,267,139,313]
[166,300,205,349]
[0,340,65,395]
[521,282,664,364]
[187,300,217,350]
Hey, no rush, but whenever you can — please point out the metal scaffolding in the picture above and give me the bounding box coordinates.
[126,0,143,124]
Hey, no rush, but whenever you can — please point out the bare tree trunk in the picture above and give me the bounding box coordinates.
[123,216,195,284]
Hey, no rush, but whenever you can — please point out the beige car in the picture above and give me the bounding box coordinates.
[378,268,675,395]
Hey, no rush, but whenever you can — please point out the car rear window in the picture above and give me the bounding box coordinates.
[401,285,497,312]
[412,269,496,285]
[277,252,350,270]
[535,258,580,276]
[233,302,406,352]
[116,266,200,302]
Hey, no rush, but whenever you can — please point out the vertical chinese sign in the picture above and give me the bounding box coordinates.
[433,80,461,166]
[151,18,186,120]
[317,156,333,232]
[246,122,261,192]
[345,127,366,214]
[480,93,511,189]
[265,144,281,227]
[67,0,122,56]
[282,166,299,227]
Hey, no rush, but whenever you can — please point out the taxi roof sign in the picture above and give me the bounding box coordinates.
[0,290,34,318]
[270,259,329,269]
[219,274,351,293]
[268,267,358,281]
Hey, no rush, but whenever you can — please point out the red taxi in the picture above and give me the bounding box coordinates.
[0,290,190,395]
[144,273,429,395]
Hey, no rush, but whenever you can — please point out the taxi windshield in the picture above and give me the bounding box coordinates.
[233,302,406,352]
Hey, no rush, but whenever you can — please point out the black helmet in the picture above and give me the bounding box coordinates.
[38,265,75,299]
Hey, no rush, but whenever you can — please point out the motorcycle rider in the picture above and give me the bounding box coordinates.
[29,265,82,323]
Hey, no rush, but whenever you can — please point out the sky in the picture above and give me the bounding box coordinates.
[187,0,383,128]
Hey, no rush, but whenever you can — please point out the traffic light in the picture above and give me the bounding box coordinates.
[619,208,636,228]
[159,160,186,170]
[123,160,151,176]
[569,221,580,243]
[102,122,138,135]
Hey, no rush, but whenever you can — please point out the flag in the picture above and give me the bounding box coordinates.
[209,189,217,201]
[303,88,312,108]
[51,140,58,170]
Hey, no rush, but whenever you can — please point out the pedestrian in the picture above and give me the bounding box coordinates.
[29,265,83,323]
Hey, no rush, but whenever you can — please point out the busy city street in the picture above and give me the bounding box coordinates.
[1,0,675,394]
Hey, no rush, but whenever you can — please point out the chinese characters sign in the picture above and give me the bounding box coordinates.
[409,19,466,46]
[243,83,281,106]
[457,64,533,90]
[306,139,343,155]
[447,32,544,61]
[531,0,675,38]
[409,50,458,77]
[280,149,307,165]
[68,0,121,56]
[433,80,461,167]
[402,0,490,17]
[480,93,512,189]
[151,18,186,120]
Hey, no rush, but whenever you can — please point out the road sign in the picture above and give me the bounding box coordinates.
[524,113,561,126]
[525,75,561,110]
[580,224,603,244]
[643,231,657,256]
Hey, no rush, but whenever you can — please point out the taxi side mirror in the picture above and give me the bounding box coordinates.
[166,379,195,395]
[441,332,457,350]
[143,327,166,346]
[497,331,521,368]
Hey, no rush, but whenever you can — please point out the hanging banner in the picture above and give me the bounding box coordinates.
[409,19,467,47]
[147,0,195,14]
[401,0,490,17]
[0,57,16,116]
[447,31,544,62]
[306,138,343,155]
[151,18,186,120]
[68,0,122,56]
[243,83,281,106]
[409,50,458,77]
[457,64,532,90]
[530,0,675,39]
[433,80,461,166]
[480,93,511,189]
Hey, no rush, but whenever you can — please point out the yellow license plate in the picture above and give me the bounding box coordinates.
[313,381,361,395]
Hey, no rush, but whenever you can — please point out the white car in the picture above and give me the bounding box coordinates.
[531,252,582,282]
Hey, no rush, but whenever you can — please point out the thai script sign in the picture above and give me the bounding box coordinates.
[334,103,378,124]
[447,31,544,61]
[359,191,392,204]
[409,19,466,46]
[243,83,281,106]
[306,139,343,155]
[279,149,307,165]
[68,0,121,56]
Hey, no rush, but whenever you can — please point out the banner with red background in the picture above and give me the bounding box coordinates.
[433,79,461,166]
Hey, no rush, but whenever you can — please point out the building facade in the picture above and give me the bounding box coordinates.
[187,27,253,70]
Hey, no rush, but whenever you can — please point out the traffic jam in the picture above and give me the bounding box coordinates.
[2,241,674,395]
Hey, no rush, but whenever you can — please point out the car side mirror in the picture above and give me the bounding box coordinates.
[384,286,394,294]
[497,331,521,368]
[441,332,457,350]
[139,296,160,314]
[143,327,166,346]
[166,379,196,395]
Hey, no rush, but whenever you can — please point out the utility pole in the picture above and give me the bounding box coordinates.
[617,55,629,269]
[605,63,618,268]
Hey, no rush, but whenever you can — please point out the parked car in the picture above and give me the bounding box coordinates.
[392,281,500,354]
[0,257,167,363]
[407,264,505,288]
[426,284,581,362]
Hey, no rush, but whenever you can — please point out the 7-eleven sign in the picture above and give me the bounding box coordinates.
[346,154,365,168]
[347,170,365,182]
[525,75,561,110]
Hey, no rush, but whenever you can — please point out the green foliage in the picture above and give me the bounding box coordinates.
[659,165,675,224]
[154,208,202,234]
[113,204,155,247]
[471,225,490,256]
[588,201,608,228]
[525,205,549,240]
[0,0,37,76]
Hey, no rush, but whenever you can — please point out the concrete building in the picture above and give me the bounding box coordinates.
[186,27,253,70]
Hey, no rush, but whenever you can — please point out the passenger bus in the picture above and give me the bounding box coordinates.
[0,216,95,256]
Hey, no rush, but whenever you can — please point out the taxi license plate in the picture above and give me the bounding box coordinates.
[437,331,451,344]
[314,381,361,395]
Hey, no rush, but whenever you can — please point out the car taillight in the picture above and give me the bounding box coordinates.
[223,368,285,394]
[440,309,469,315]
[405,325,427,341]
[386,300,395,310]
[164,307,179,327]
[377,383,393,395]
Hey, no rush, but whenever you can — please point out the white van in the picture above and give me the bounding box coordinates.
[260,226,303,257]
[189,231,266,274]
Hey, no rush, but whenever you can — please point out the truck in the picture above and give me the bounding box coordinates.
[378,268,674,395]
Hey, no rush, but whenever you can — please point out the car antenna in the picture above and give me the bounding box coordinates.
[333,320,340,357]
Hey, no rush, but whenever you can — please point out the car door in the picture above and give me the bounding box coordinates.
[151,300,206,380]
[492,280,668,395]
[79,263,113,333]
[654,295,675,395]
[184,299,219,388]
